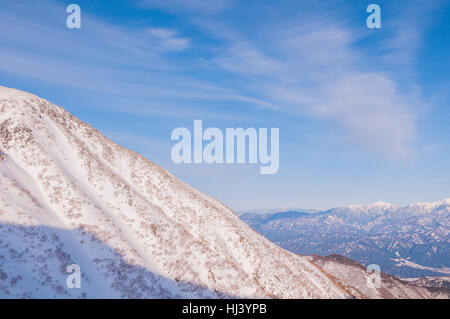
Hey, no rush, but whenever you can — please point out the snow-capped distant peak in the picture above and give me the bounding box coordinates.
[368,201,396,209]
[339,198,450,213]
[406,198,450,211]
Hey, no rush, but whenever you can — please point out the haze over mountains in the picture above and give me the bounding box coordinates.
[241,200,450,278]
[0,86,447,298]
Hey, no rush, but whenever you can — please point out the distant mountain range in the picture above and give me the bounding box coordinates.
[241,200,450,278]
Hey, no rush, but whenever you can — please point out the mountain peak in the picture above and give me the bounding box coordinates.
[341,198,450,212]
[406,198,450,211]
[368,201,395,209]
[0,85,38,100]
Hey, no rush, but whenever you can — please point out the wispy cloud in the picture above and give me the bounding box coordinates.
[193,6,425,159]
[147,27,191,51]
[0,0,438,160]
[0,0,268,119]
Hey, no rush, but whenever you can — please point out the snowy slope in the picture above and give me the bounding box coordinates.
[309,255,449,299]
[0,86,351,298]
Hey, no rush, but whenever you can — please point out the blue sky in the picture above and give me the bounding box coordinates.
[0,0,449,210]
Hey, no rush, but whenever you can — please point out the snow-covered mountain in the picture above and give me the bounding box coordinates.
[241,200,450,278]
[0,86,446,299]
